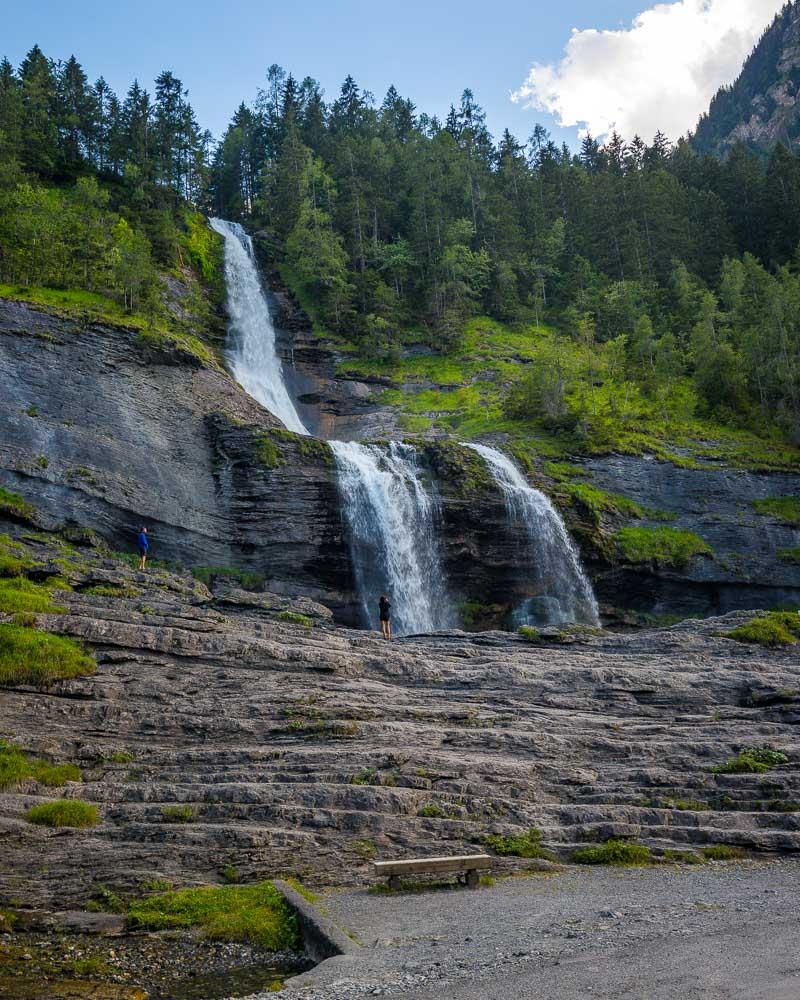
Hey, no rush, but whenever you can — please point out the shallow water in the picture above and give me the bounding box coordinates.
[149,962,300,999]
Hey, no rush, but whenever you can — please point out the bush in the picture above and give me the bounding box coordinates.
[483,827,555,860]
[0,740,81,789]
[0,624,96,687]
[712,747,789,774]
[572,839,652,866]
[726,612,800,648]
[614,527,712,568]
[25,799,100,828]
[127,882,299,950]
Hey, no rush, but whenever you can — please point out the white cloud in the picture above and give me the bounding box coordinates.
[512,0,784,142]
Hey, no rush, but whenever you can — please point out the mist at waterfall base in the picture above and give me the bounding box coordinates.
[209,218,308,436]
[465,444,600,628]
[212,217,599,635]
[330,440,453,636]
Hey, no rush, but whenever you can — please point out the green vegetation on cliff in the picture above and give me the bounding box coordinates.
[0,740,81,789]
[613,527,712,569]
[0,624,96,687]
[25,799,100,828]
[726,612,800,648]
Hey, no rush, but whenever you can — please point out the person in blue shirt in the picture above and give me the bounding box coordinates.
[137,526,149,571]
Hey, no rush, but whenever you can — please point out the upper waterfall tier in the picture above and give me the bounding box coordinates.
[210,217,308,436]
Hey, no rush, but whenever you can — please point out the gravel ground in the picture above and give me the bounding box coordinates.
[262,860,800,1000]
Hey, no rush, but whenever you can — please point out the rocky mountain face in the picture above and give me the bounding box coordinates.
[1,527,799,910]
[1,291,799,628]
[694,2,800,155]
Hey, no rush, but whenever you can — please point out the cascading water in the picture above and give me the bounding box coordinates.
[209,218,308,435]
[465,443,600,627]
[330,440,453,636]
[211,216,451,634]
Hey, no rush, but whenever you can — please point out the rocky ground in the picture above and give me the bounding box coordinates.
[278,860,800,999]
[2,524,800,915]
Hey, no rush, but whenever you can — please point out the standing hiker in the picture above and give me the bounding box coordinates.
[137,526,149,571]
[379,594,392,640]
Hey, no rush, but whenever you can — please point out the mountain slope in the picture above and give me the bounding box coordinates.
[694,1,800,155]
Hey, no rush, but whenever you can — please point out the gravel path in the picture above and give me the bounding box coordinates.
[269,860,800,999]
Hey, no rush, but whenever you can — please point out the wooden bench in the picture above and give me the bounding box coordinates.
[373,854,492,890]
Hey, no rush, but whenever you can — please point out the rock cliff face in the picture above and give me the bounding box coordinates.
[2,291,799,630]
[1,529,799,910]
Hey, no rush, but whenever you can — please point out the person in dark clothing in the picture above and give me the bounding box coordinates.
[137,527,149,571]
[378,594,392,640]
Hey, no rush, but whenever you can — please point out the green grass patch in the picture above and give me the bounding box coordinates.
[82,583,140,598]
[726,611,800,648]
[0,577,67,616]
[778,547,800,564]
[752,497,800,526]
[127,882,299,951]
[0,487,36,523]
[276,610,314,627]
[25,799,100,828]
[161,805,196,823]
[483,827,555,860]
[418,802,446,818]
[700,845,747,861]
[253,436,287,470]
[0,740,81,790]
[0,623,96,687]
[712,747,789,774]
[517,626,540,642]
[613,526,712,569]
[572,838,652,866]
[352,839,378,860]
[562,482,645,523]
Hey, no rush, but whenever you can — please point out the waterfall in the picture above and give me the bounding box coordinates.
[330,440,453,636]
[209,218,308,435]
[465,443,600,627]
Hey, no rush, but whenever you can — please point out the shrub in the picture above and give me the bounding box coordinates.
[418,802,446,818]
[161,805,196,823]
[613,527,712,569]
[483,827,555,860]
[127,882,299,950]
[351,768,378,786]
[726,612,800,648]
[352,839,377,860]
[712,747,789,774]
[0,740,81,789]
[518,626,540,642]
[0,624,96,687]
[572,838,652,866]
[25,799,100,828]
[222,865,241,883]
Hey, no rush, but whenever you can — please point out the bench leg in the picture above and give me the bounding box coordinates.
[388,875,401,891]
[466,869,480,889]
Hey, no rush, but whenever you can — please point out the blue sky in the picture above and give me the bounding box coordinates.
[3,0,781,148]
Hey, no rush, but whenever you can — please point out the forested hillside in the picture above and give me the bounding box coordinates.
[1,44,800,464]
[0,45,221,355]
[208,67,800,454]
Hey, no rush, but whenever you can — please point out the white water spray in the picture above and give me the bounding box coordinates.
[330,440,453,635]
[210,218,308,435]
[466,443,600,627]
